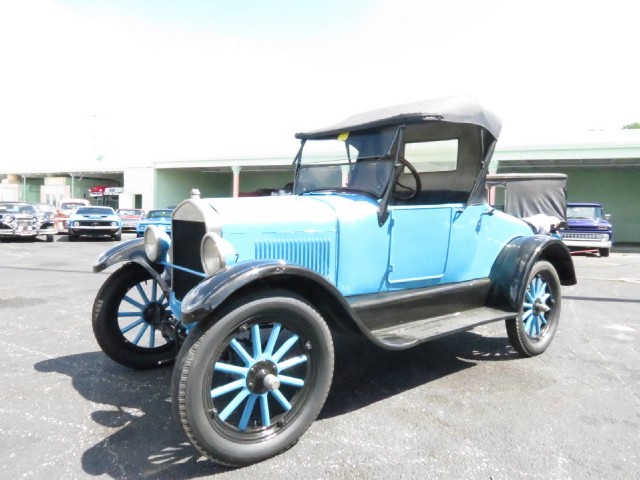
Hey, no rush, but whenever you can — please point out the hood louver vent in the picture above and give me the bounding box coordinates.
[255,238,331,277]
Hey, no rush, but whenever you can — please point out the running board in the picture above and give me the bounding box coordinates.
[370,306,517,349]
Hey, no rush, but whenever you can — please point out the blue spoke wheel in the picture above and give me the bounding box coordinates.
[506,260,561,357]
[172,290,334,466]
[92,263,178,369]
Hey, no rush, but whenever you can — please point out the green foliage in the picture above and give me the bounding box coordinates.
[622,122,640,129]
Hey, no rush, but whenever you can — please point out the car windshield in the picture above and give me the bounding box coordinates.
[77,207,114,215]
[294,129,397,197]
[147,210,172,219]
[567,205,602,219]
[118,209,142,216]
[60,203,86,209]
[0,204,36,214]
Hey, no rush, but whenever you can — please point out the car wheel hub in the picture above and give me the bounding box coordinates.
[246,360,279,394]
[143,302,166,327]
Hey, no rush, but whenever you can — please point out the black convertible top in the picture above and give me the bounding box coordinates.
[295,95,501,140]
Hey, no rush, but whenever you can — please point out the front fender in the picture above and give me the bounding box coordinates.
[92,237,167,286]
[93,237,149,272]
[181,260,352,326]
[488,235,576,311]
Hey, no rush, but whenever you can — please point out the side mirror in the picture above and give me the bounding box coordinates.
[604,213,611,221]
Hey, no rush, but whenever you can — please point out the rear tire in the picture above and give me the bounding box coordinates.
[599,248,610,257]
[506,260,561,357]
[172,290,334,466]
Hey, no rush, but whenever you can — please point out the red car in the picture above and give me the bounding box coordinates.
[116,208,145,232]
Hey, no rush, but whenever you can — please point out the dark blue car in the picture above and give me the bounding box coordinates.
[560,202,612,257]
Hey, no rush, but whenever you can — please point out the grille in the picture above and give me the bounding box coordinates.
[78,220,110,227]
[562,232,608,240]
[255,238,331,277]
[172,219,207,300]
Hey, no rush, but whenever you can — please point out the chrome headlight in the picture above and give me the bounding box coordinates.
[37,214,45,223]
[144,225,171,262]
[200,232,237,276]
[3,214,13,224]
[111,221,118,227]
[73,221,80,227]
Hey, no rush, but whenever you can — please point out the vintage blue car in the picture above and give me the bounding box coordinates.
[135,208,173,238]
[92,96,576,467]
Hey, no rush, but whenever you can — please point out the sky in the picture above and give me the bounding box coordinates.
[1,0,639,171]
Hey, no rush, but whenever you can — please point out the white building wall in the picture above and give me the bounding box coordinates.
[122,167,155,212]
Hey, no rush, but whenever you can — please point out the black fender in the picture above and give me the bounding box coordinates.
[180,260,363,336]
[92,237,169,291]
[488,235,576,311]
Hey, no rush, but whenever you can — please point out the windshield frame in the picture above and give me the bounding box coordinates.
[293,126,403,198]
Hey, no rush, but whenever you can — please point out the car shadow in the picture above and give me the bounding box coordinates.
[322,330,517,419]
[34,330,517,478]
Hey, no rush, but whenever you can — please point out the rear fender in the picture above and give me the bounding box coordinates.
[488,235,576,311]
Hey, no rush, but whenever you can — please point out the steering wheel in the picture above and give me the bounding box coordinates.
[392,157,422,201]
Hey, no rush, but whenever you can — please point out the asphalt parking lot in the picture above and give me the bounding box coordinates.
[1,235,639,479]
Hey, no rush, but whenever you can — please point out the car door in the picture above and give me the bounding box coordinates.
[387,205,453,288]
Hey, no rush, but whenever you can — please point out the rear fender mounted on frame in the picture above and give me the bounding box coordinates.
[488,235,576,311]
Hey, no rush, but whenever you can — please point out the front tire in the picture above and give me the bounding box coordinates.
[172,291,334,466]
[92,263,177,369]
[506,260,561,357]
[599,248,610,257]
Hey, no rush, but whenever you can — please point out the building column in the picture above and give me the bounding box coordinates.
[232,166,241,197]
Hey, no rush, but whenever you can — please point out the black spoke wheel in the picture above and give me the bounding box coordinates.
[506,260,561,357]
[172,290,334,466]
[92,263,177,369]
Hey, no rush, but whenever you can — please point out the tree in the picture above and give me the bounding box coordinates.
[622,122,640,129]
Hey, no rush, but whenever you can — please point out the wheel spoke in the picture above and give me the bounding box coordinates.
[251,324,262,358]
[259,393,271,426]
[135,283,150,305]
[278,374,304,387]
[211,379,245,399]
[277,354,307,372]
[525,290,532,303]
[272,335,299,363]
[132,322,149,345]
[230,338,254,366]
[215,361,249,377]
[121,318,145,334]
[151,280,158,303]
[123,295,145,310]
[149,326,156,348]
[271,389,292,411]
[238,394,257,431]
[118,311,144,318]
[219,389,250,421]
[264,323,282,357]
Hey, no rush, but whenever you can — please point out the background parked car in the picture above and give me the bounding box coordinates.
[33,203,57,222]
[135,208,173,237]
[0,202,56,242]
[116,208,145,232]
[559,202,612,257]
[68,206,122,241]
[55,198,91,233]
